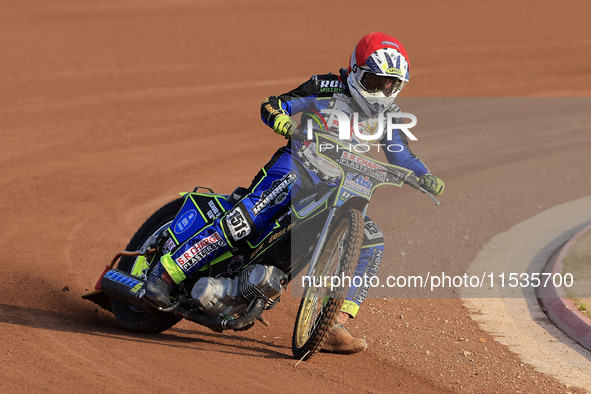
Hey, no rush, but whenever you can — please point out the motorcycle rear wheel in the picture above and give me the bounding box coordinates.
[291,209,364,360]
[111,198,184,333]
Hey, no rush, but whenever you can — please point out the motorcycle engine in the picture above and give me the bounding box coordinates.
[191,264,286,318]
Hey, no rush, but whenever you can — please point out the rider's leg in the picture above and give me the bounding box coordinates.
[145,146,301,308]
[323,217,383,354]
[341,217,384,317]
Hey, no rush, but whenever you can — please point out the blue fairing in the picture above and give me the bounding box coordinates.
[171,194,234,246]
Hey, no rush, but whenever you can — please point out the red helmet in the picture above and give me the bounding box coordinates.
[347,32,410,116]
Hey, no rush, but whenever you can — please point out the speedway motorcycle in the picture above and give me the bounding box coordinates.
[83,132,439,361]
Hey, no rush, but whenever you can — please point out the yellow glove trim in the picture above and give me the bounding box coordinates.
[273,114,295,137]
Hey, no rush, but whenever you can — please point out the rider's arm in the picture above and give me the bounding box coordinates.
[261,80,315,131]
[261,74,340,133]
[381,119,445,195]
[381,126,430,177]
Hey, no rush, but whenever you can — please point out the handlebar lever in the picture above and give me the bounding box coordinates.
[404,176,440,206]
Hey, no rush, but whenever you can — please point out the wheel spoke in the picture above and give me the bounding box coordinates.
[293,212,363,358]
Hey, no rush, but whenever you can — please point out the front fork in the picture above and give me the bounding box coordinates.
[303,196,370,279]
[304,206,337,278]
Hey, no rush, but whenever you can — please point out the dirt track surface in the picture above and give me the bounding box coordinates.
[1,1,590,392]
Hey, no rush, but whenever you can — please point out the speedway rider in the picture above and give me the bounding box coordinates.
[145,32,445,354]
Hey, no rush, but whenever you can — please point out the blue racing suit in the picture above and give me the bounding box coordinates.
[161,69,430,318]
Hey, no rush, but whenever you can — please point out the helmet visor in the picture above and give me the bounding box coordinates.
[360,71,406,97]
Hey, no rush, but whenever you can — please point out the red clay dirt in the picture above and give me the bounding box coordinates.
[1,1,590,392]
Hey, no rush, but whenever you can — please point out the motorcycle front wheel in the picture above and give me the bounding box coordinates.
[291,209,364,360]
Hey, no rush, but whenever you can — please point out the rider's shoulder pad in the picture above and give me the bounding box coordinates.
[312,73,346,94]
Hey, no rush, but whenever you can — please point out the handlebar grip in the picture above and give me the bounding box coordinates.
[404,176,421,190]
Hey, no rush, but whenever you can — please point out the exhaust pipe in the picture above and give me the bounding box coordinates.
[100,269,267,332]
[100,269,147,310]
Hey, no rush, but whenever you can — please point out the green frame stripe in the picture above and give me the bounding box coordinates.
[200,251,234,271]
[213,196,229,207]
[130,256,148,277]
[167,228,179,244]
[246,220,281,249]
[292,199,328,220]
[188,194,208,222]
[361,242,384,249]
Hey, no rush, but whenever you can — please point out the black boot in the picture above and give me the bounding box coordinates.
[144,263,175,309]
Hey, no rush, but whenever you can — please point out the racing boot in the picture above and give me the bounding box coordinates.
[322,311,367,354]
[144,262,175,309]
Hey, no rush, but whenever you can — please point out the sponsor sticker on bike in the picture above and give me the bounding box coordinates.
[176,232,226,270]
[103,270,142,290]
[206,200,221,220]
[163,238,176,254]
[174,209,197,234]
[339,151,387,181]
[343,173,372,196]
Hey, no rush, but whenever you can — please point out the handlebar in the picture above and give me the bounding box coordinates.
[404,176,440,206]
